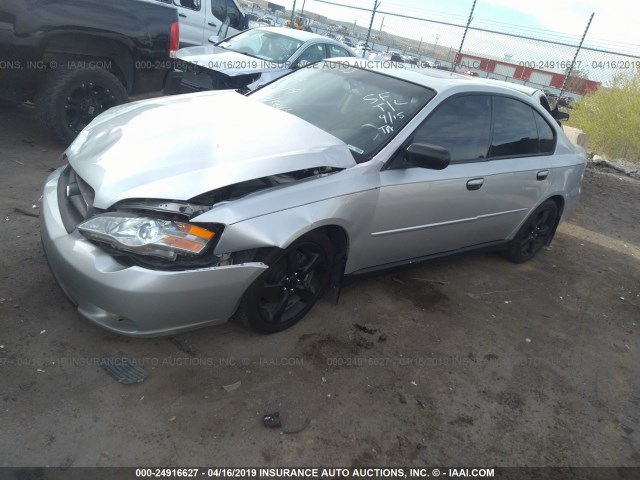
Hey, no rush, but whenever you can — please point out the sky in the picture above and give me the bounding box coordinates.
[259,0,639,86]
[273,0,640,54]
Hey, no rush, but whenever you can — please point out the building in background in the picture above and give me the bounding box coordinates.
[455,53,600,95]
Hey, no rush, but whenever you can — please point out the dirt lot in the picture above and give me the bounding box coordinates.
[0,103,639,469]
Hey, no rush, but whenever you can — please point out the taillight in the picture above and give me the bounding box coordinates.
[169,21,179,58]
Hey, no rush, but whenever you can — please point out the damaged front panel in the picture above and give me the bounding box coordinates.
[179,66,262,94]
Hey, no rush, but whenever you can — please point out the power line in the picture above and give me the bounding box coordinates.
[310,0,640,58]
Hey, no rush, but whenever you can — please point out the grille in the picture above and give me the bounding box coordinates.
[57,164,95,233]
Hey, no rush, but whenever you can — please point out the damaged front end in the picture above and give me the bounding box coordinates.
[178,65,262,94]
[41,165,273,336]
[62,163,342,272]
[40,77,358,335]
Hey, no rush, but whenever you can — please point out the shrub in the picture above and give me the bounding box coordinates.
[568,71,640,163]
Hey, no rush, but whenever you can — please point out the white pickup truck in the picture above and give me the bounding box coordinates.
[155,0,248,46]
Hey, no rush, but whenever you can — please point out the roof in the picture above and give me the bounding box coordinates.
[327,58,545,101]
[256,26,331,43]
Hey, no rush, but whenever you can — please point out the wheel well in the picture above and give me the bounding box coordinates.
[547,195,565,242]
[42,34,133,92]
[321,225,349,259]
[548,195,565,217]
[319,225,349,304]
[230,225,349,304]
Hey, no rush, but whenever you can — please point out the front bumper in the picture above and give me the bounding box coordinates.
[40,167,267,337]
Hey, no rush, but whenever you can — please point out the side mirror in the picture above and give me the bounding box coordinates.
[405,143,450,170]
[216,16,230,41]
[554,111,570,122]
[208,35,219,44]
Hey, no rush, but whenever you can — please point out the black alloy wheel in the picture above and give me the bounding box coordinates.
[237,231,334,333]
[505,199,559,263]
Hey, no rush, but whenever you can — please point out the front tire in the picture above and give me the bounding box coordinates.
[504,199,559,263]
[35,67,128,145]
[236,231,334,333]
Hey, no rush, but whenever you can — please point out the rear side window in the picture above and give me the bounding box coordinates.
[534,111,556,154]
[412,95,491,163]
[297,44,327,64]
[328,44,353,58]
[490,97,539,157]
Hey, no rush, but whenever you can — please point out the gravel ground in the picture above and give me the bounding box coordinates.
[0,103,638,468]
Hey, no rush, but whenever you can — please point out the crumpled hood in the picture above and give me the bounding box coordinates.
[66,91,355,209]
[177,46,288,76]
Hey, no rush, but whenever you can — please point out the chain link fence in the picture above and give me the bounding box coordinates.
[253,0,640,102]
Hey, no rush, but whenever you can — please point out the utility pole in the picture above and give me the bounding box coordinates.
[364,0,380,58]
[454,0,476,70]
[560,12,594,97]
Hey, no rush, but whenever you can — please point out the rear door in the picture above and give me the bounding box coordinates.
[469,95,556,244]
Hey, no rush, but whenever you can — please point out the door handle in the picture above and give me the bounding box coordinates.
[208,22,217,27]
[179,13,187,18]
[537,170,549,181]
[466,178,484,191]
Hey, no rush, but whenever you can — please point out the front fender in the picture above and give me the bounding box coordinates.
[210,192,373,256]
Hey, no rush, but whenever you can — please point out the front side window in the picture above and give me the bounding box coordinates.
[251,62,435,162]
[175,0,201,11]
[226,0,241,28]
[411,95,491,163]
[211,0,226,21]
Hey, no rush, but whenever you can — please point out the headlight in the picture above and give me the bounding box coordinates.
[78,214,215,260]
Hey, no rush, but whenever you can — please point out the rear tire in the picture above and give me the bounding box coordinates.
[236,231,334,333]
[35,67,128,145]
[504,199,558,263]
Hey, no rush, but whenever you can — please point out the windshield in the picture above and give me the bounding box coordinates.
[250,62,435,162]
[218,29,303,63]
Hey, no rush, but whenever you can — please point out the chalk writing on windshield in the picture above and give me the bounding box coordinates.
[363,92,408,135]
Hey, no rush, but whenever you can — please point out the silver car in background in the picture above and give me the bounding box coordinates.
[40,59,586,337]
[173,27,356,93]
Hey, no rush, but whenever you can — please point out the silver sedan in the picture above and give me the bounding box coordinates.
[174,26,357,93]
[40,59,586,336]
